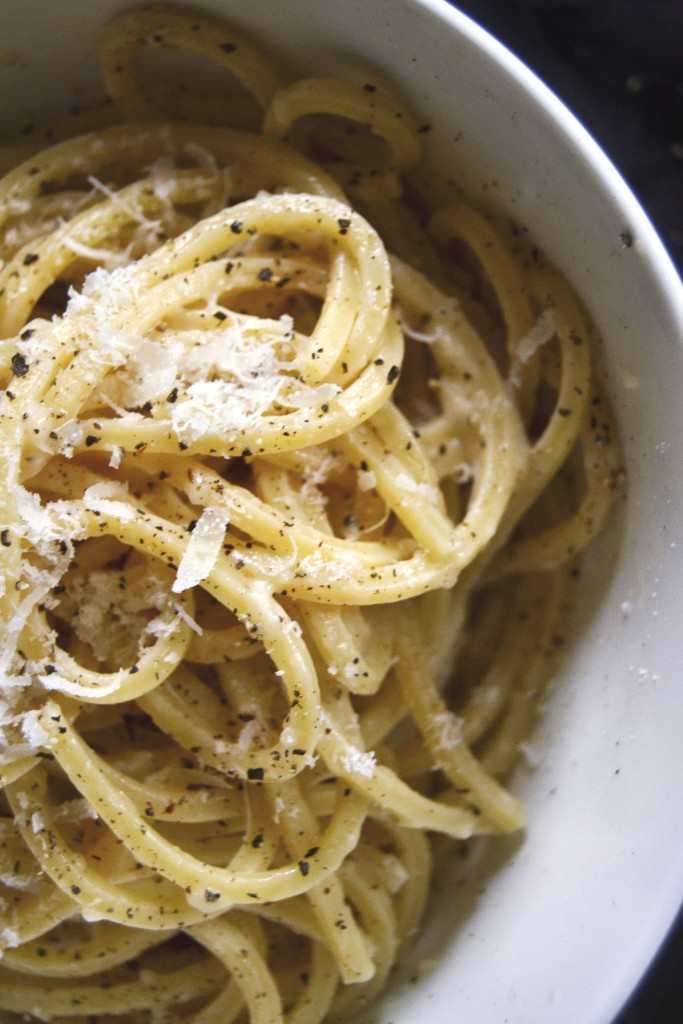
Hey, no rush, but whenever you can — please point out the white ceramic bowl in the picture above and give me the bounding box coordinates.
[3,2,683,1022]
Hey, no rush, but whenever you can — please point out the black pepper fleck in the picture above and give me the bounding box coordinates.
[10,353,29,377]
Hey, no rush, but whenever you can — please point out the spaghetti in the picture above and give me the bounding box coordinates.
[0,6,624,1022]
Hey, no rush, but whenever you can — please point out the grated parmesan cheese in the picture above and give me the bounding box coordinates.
[83,480,136,522]
[273,796,285,823]
[357,468,377,492]
[0,928,20,949]
[512,308,556,374]
[108,446,123,469]
[394,472,440,504]
[341,747,376,779]
[0,744,36,766]
[20,709,53,750]
[381,853,410,893]
[172,505,230,593]
[62,235,132,269]
[30,811,45,834]
[170,602,203,636]
[429,711,463,753]
[14,489,84,559]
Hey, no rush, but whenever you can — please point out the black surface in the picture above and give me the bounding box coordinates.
[452,0,683,272]
[448,1,683,1021]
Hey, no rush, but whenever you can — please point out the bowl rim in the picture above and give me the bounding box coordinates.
[427,0,683,310]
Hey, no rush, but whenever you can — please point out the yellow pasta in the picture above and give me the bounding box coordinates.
[0,6,624,1022]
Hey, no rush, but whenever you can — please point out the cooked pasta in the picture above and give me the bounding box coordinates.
[0,6,624,1023]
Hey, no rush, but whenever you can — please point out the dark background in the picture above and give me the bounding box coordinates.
[449,1,683,1022]
[451,0,682,272]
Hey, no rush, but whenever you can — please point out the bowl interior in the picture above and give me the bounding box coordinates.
[2,2,683,1022]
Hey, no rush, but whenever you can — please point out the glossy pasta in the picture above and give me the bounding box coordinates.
[0,7,624,1023]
